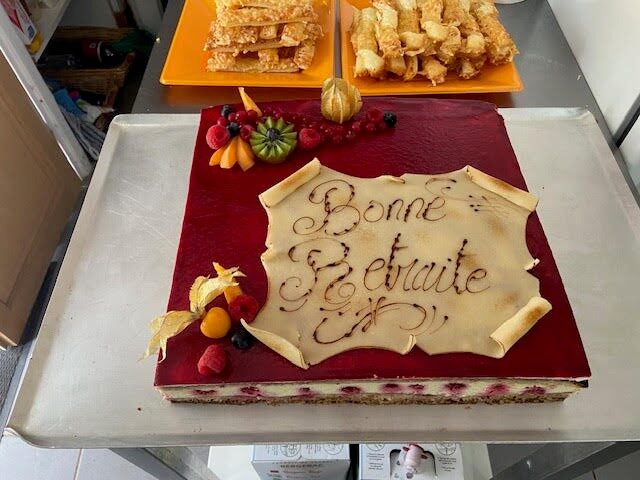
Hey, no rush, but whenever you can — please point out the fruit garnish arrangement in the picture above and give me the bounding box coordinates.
[144,80,399,376]
[206,79,398,171]
[142,262,259,376]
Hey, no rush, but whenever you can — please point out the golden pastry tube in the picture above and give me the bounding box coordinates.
[455,0,485,57]
[351,7,386,78]
[403,55,419,80]
[351,7,378,53]
[399,32,427,56]
[419,0,449,42]
[457,53,486,78]
[443,0,464,26]
[418,54,447,85]
[436,25,461,65]
[471,0,518,64]
[395,0,425,56]
[460,31,485,57]
[385,55,407,76]
[396,0,420,34]
[458,57,478,79]
[373,1,403,58]
[355,49,386,78]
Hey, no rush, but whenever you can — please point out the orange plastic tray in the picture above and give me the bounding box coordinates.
[339,0,523,95]
[160,0,335,87]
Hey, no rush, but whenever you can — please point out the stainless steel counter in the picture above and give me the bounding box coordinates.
[132,0,639,202]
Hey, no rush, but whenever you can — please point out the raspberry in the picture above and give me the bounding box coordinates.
[228,294,260,323]
[240,124,255,142]
[228,112,238,123]
[364,122,377,134]
[217,116,229,127]
[319,122,333,134]
[298,128,322,150]
[197,344,227,375]
[345,130,357,141]
[236,110,248,124]
[206,125,231,149]
[366,108,384,124]
[350,120,363,134]
[247,110,259,123]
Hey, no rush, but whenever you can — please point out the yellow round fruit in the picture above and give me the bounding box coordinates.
[200,307,231,339]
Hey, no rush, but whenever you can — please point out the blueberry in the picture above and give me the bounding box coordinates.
[220,104,234,118]
[231,327,254,350]
[383,112,398,128]
[227,122,241,137]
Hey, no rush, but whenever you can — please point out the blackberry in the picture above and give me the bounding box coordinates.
[383,112,398,128]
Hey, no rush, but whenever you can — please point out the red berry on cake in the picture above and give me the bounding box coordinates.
[206,125,231,150]
[298,128,322,151]
[350,120,363,134]
[197,344,227,375]
[217,116,229,127]
[247,110,259,123]
[364,122,377,134]
[240,124,256,142]
[228,294,260,323]
[236,110,248,124]
[227,112,238,123]
[366,108,384,124]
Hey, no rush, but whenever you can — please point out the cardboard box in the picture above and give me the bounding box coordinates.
[359,443,463,480]
[252,444,350,480]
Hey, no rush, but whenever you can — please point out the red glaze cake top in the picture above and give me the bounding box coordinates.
[155,98,591,387]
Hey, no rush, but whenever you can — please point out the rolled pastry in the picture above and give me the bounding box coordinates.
[355,49,386,78]
[418,0,449,42]
[443,0,464,26]
[373,1,403,58]
[471,0,518,64]
[396,0,420,34]
[418,54,447,85]
[403,54,419,80]
[385,55,407,76]
[351,7,378,53]
[437,25,461,65]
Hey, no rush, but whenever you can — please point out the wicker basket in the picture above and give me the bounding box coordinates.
[39,27,137,99]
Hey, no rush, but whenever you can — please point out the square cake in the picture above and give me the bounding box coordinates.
[154,98,590,404]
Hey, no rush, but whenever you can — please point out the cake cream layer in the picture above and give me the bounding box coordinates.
[159,378,585,402]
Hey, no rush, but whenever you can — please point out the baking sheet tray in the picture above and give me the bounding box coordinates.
[7,109,640,448]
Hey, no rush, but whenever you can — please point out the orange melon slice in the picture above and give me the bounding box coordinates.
[209,145,227,166]
[219,137,239,169]
[237,139,256,171]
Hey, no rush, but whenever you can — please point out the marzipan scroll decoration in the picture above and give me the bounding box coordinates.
[243,159,551,368]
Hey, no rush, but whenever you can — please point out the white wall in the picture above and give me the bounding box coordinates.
[548,0,640,136]
[621,122,640,190]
